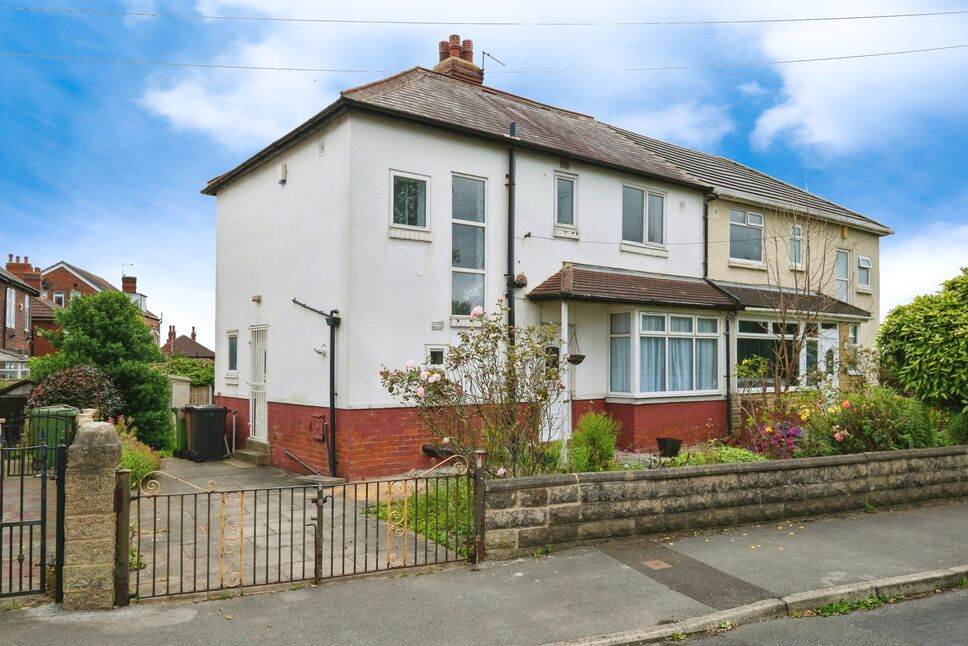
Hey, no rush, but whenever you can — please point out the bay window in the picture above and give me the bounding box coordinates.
[637,313,719,394]
[609,313,631,393]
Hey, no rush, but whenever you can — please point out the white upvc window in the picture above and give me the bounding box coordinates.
[835,249,850,303]
[24,295,29,331]
[52,290,64,306]
[608,313,631,393]
[226,331,239,375]
[789,224,803,268]
[622,185,665,246]
[857,256,872,289]
[426,346,447,366]
[451,174,486,316]
[390,170,430,230]
[4,288,14,328]
[729,209,764,262]
[554,172,577,228]
[638,313,719,395]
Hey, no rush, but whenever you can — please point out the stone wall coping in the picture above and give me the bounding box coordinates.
[486,445,968,492]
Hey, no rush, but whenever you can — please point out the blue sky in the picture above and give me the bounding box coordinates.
[2,1,968,347]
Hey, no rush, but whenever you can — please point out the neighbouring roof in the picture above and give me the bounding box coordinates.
[170,335,215,360]
[0,267,39,295]
[711,281,871,319]
[529,265,737,310]
[30,296,61,320]
[201,67,891,235]
[614,130,892,235]
[42,261,118,292]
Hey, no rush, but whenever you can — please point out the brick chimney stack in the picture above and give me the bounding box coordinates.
[164,325,176,354]
[122,275,137,294]
[5,253,41,292]
[432,34,484,85]
[191,326,196,341]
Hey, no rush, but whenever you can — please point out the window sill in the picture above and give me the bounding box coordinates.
[605,392,724,404]
[449,316,480,328]
[553,226,580,240]
[620,242,669,258]
[389,226,432,242]
[856,287,872,295]
[790,265,805,272]
[728,259,767,271]
[224,372,239,385]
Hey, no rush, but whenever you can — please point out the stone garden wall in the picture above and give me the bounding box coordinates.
[484,446,968,558]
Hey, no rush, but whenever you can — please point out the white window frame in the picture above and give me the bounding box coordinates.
[450,173,487,318]
[553,171,578,231]
[735,316,828,391]
[24,295,29,332]
[621,183,666,248]
[389,169,431,232]
[789,224,804,269]
[425,345,448,366]
[636,311,721,397]
[607,311,632,395]
[4,288,15,328]
[53,290,64,307]
[226,330,239,380]
[857,255,872,290]
[728,209,765,264]
[835,249,851,303]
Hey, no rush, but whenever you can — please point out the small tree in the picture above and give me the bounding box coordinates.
[28,364,124,419]
[879,268,968,412]
[380,303,565,477]
[29,291,173,449]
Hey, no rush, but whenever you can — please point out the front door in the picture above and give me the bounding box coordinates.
[249,327,268,442]
[818,324,839,387]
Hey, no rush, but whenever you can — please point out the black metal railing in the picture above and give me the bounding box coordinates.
[129,468,476,599]
[1,410,78,457]
[1,445,50,597]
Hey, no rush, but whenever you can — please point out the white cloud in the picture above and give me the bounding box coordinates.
[738,81,767,97]
[745,0,968,153]
[614,101,735,150]
[879,220,968,318]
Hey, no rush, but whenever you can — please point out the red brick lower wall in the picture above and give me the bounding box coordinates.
[604,399,726,452]
[215,395,436,481]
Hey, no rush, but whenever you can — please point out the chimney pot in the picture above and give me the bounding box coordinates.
[23,256,28,264]
[448,33,461,58]
[461,39,474,62]
[15,256,20,263]
[432,33,485,85]
[438,40,449,62]
[191,326,196,341]
[7,254,11,263]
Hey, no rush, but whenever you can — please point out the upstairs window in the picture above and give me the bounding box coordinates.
[729,209,764,262]
[622,186,665,245]
[391,172,428,229]
[555,174,576,227]
[857,256,872,289]
[53,290,64,307]
[835,250,850,302]
[4,288,14,328]
[789,224,803,267]
[451,175,486,316]
[24,295,29,331]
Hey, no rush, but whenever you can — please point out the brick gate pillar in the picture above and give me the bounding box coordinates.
[62,421,120,610]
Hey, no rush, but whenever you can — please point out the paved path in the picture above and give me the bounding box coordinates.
[697,588,968,645]
[2,498,966,645]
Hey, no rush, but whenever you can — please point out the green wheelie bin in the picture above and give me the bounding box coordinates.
[27,405,79,463]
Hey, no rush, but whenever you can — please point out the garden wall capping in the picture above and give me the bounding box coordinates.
[483,446,968,558]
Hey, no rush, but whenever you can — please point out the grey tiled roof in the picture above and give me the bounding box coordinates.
[614,129,891,234]
[711,281,871,318]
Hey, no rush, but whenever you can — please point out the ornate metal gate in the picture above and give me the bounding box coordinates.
[0,444,66,599]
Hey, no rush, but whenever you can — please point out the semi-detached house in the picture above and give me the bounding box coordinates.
[205,35,892,480]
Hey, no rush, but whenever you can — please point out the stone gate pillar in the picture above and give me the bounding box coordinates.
[62,421,120,610]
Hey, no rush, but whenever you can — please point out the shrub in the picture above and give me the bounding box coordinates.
[112,361,174,451]
[160,356,214,387]
[751,421,803,459]
[27,364,124,419]
[117,416,160,487]
[568,412,619,473]
[669,442,766,467]
[803,387,946,454]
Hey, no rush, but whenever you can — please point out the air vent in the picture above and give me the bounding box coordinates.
[431,321,444,331]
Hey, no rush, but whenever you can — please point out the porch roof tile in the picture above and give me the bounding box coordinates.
[710,281,871,319]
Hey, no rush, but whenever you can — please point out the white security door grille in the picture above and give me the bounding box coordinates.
[250,327,268,441]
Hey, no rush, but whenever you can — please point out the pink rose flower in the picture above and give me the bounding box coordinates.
[428,373,441,383]
[441,437,450,444]
[405,360,416,369]
[469,305,485,319]
[842,400,851,409]
[416,386,425,399]
[834,431,844,442]
[419,370,430,381]
[496,466,506,477]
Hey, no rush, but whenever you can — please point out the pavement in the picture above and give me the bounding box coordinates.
[1,490,966,645]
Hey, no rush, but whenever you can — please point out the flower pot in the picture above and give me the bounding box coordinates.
[566,354,586,365]
[656,437,682,458]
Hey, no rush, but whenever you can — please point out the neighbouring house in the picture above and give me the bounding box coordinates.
[205,35,892,479]
[1,258,39,379]
[26,295,61,357]
[163,325,215,360]
[38,259,162,343]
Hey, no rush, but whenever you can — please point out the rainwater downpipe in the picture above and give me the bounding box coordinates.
[506,122,517,343]
[725,313,734,436]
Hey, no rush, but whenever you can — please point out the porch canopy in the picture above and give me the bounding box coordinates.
[528,264,738,310]
[709,280,871,319]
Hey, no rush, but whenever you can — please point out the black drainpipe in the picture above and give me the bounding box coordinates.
[292,298,341,477]
[725,313,734,436]
[506,122,517,343]
[703,195,714,279]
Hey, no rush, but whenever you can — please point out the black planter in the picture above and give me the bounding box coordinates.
[656,437,682,458]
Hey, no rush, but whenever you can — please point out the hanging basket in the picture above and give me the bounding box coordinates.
[566,354,586,365]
